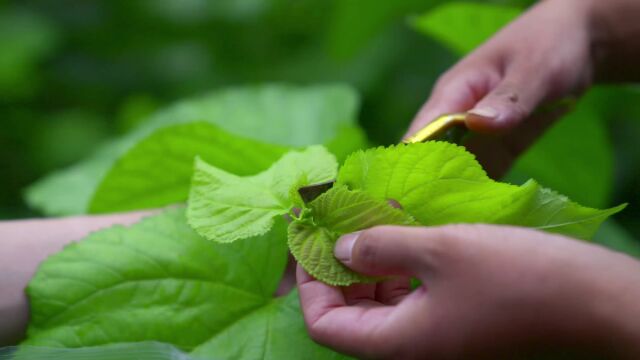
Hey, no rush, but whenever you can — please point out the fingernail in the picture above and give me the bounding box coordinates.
[468,107,498,119]
[334,232,360,262]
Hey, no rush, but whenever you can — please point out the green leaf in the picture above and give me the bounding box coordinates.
[13,342,189,360]
[187,146,338,243]
[0,9,58,98]
[337,143,622,240]
[289,185,416,286]
[337,142,527,225]
[324,125,370,163]
[26,84,360,216]
[512,185,626,240]
[89,122,289,213]
[411,2,521,54]
[24,209,347,359]
[593,220,640,258]
[327,0,438,59]
[191,291,349,360]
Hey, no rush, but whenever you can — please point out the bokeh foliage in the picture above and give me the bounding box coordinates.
[1,0,638,251]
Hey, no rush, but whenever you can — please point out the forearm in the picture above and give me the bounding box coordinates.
[585,0,640,82]
[0,211,153,346]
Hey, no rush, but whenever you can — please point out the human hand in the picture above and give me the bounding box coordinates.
[408,0,596,178]
[297,225,640,359]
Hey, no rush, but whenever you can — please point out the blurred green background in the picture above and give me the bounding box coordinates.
[1,0,639,248]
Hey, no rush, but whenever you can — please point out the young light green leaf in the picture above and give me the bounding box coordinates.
[337,143,623,240]
[289,185,416,286]
[23,209,347,359]
[337,142,527,225]
[89,122,289,214]
[26,84,360,216]
[188,145,338,243]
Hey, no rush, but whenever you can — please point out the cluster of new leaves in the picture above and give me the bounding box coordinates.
[188,142,625,286]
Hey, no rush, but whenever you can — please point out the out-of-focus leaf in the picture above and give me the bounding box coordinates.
[510,97,613,207]
[327,0,439,59]
[139,0,268,24]
[594,220,640,258]
[30,110,110,172]
[115,94,160,134]
[324,126,369,163]
[26,84,360,216]
[0,9,58,98]
[411,2,521,54]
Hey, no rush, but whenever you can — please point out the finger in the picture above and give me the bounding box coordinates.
[375,277,411,305]
[405,68,499,139]
[466,63,550,134]
[334,226,434,278]
[296,264,397,357]
[296,264,346,325]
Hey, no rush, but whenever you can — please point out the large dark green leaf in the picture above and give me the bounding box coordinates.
[23,209,347,359]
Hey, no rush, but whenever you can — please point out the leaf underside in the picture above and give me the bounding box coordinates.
[289,185,416,286]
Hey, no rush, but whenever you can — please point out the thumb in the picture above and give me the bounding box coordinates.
[466,67,549,134]
[334,226,431,277]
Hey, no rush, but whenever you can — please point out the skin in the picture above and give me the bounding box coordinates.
[408,0,640,178]
[298,0,640,358]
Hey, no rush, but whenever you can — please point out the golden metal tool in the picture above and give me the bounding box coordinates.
[402,112,468,144]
